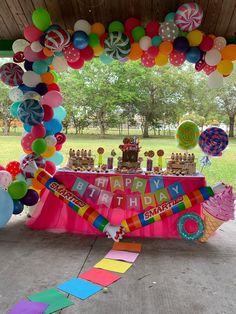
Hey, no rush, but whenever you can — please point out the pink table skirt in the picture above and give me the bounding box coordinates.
[26,171,206,238]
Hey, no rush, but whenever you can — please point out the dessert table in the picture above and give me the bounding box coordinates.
[27,170,206,238]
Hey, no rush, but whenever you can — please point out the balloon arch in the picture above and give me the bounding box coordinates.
[0,2,235,224]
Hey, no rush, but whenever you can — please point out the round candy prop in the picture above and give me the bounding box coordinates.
[176,120,200,150]
[104,32,131,60]
[0,63,24,86]
[198,127,228,157]
[175,2,203,32]
[44,28,70,51]
[177,212,204,240]
[18,99,44,125]
[55,132,66,145]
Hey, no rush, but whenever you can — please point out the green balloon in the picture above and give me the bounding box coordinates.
[132,26,145,42]
[8,181,28,200]
[32,8,51,31]
[32,138,47,154]
[10,101,21,118]
[51,70,59,82]
[176,120,200,150]
[108,21,124,33]
[88,33,100,48]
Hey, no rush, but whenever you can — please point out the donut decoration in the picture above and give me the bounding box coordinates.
[104,32,131,60]
[13,51,25,63]
[21,152,45,178]
[177,212,204,240]
[55,132,66,145]
[198,127,228,157]
[44,27,70,52]
[175,2,203,32]
[17,99,44,125]
[97,147,105,154]
[0,63,24,86]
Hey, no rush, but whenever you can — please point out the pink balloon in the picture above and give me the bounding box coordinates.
[24,25,43,42]
[0,170,12,189]
[41,91,63,108]
[32,124,46,138]
[24,46,40,62]
[21,133,35,151]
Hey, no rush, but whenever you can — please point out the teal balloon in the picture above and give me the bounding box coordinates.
[10,101,21,118]
[32,60,49,74]
[46,151,63,166]
[44,56,54,65]
[32,8,51,31]
[15,173,27,183]
[44,119,62,134]
[0,188,14,228]
[165,12,176,22]
[54,51,64,57]
[152,36,162,47]
[99,53,113,64]
[23,123,32,132]
[53,106,67,121]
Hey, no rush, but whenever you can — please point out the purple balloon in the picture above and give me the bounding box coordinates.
[173,37,190,53]
[20,189,39,206]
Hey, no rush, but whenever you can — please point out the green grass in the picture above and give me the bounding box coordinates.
[0,134,235,189]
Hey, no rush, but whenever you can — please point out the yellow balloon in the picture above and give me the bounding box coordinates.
[155,54,168,66]
[41,146,56,158]
[217,60,233,75]
[187,30,203,46]
[221,44,236,61]
[93,45,104,56]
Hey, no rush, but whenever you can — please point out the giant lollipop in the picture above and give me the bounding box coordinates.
[199,127,228,157]
[18,99,44,125]
[176,120,200,150]
[104,32,131,60]
[0,63,24,86]
[175,2,203,32]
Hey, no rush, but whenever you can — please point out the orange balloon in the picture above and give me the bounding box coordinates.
[128,43,143,60]
[41,146,56,158]
[41,72,55,85]
[31,178,45,190]
[155,54,168,66]
[221,44,236,61]
[49,65,54,70]
[91,23,105,36]
[23,148,32,154]
[93,45,104,56]
[43,47,54,57]
[159,41,173,55]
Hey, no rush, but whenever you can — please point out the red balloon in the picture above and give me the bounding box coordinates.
[47,83,60,92]
[21,133,35,151]
[42,105,54,121]
[24,25,43,42]
[44,160,56,175]
[0,165,5,171]
[55,144,62,151]
[124,30,134,43]
[141,52,155,68]
[32,124,46,138]
[125,18,141,32]
[169,50,186,67]
[199,36,214,52]
[80,46,94,61]
[67,58,84,69]
[64,43,80,63]
[6,161,21,177]
[147,46,159,57]
[146,21,160,38]
[100,33,108,48]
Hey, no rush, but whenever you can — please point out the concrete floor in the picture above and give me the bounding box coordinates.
[0,215,235,314]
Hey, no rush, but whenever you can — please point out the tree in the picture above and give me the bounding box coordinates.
[0,81,13,135]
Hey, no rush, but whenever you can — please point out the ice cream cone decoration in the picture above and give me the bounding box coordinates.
[97,147,105,167]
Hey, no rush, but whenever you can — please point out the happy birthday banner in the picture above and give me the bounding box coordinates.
[71,175,185,211]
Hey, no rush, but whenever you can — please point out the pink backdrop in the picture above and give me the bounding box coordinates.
[26,171,206,238]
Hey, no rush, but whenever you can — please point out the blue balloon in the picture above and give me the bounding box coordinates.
[53,106,67,121]
[72,31,88,49]
[32,60,49,74]
[19,84,34,93]
[23,123,32,132]
[186,48,202,63]
[13,200,24,215]
[46,24,61,32]
[44,118,62,134]
[99,53,113,64]
[10,101,21,118]
[24,60,33,71]
[45,151,63,166]
[165,12,176,22]
[0,188,14,228]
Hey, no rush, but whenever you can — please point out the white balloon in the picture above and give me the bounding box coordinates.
[205,48,222,66]
[52,56,68,72]
[31,41,43,52]
[0,171,12,190]
[22,91,41,101]
[213,37,227,50]
[8,87,23,102]
[22,71,41,87]
[45,135,57,146]
[12,39,29,53]
[139,36,152,51]
[74,19,91,34]
[208,71,223,88]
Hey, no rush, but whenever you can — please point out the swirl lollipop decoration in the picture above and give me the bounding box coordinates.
[198,127,228,157]
[176,120,200,150]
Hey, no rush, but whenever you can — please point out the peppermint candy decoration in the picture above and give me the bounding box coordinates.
[199,127,228,157]
[104,32,131,60]
[21,152,45,178]
[44,28,70,52]
[55,132,66,145]
[18,99,44,125]
[175,2,203,32]
[64,43,80,63]
[0,63,24,86]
